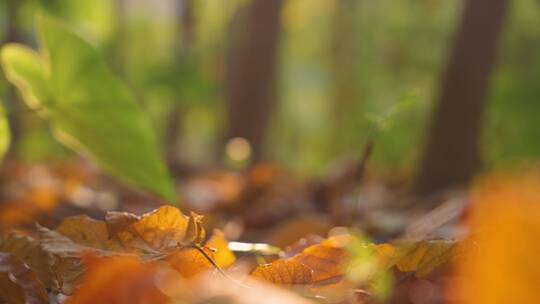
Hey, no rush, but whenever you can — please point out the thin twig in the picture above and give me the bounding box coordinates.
[190,244,251,288]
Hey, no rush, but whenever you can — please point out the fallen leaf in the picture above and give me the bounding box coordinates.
[67,256,168,304]
[167,229,235,278]
[0,233,55,290]
[164,272,315,304]
[252,235,350,284]
[55,215,124,251]
[205,229,236,269]
[38,224,115,259]
[388,240,464,278]
[114,206,204,252]
[38,206,204,294]
[39,206,204,255]
[453,172,540,304]
[105,211,140,237]
[0,253,49,304]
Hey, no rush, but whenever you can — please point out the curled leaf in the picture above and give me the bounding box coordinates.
[114,206,205,252]
[36,206,206,293]
[39,206,205,256]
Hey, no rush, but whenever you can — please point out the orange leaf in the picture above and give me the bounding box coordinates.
[39,206,205,255]
[67,256,168,304]
[37,206,207,293]
[167,229,236,278]
[206,229,236,268]
[115,206,204,252]
[453,172,540,304]
[252,235,350,284]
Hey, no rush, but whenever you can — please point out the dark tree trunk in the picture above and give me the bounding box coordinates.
[414,0,510,195]
[222,0,284,163]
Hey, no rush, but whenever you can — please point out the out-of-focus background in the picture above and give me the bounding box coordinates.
[1,0,538,194]
[1,2,540,303]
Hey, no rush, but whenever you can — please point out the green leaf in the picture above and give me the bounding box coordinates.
[1,14,176,202]
[0,45,50,110]
[0,102,10,162]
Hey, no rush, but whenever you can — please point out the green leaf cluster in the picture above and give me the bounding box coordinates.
[1,14,176,202]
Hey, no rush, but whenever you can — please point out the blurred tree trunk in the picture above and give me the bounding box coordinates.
[414,0,510,195]
[166,0,195,165]
[222,0,284,163]
[330,0,359,155]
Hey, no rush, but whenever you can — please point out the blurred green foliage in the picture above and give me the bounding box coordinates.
[0,0,538,177]
[0,101,9,162]
[1,14,175,201]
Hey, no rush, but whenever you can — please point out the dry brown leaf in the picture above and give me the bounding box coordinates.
[114,206,204,252]
[1,231,86,295]
[252,235,350,285]
[67,256,168,304]
[0,253,49,304]
[55,215,124,251]
[0,233,55,290]
[375,240,460,278]
[105,211,140,237]
[37,225,101,294]
[394,240,460,278]
[38,224,115,259]
[33,206,206,293]
[39,206,205,255]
